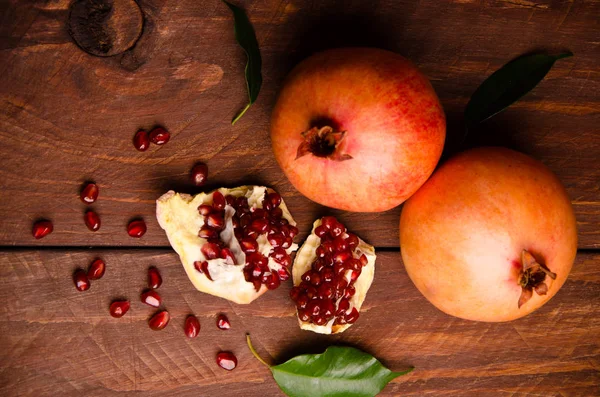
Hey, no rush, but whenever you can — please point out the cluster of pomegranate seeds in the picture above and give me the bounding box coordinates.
[290,216,366,327]
[110,301,130,318]
[32,220,53,239]
[133,126,170,151]
[190,163,209,186]
[127,219,147,238]
[87,258,106,280]
[80,183,99,204]
[195,190,297,292]
[84,210,101,231]
[73,269,90,291]
[216,314,231,330]
[149,310,170,330]
[216,351,238,371]
[185,315,201,338]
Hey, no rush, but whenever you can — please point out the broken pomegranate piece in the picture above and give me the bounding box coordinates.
[291,216,376,334]
[156,186,299,304]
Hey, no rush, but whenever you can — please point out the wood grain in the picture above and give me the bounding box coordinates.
[0,249,598,396]
[0,0,598,248]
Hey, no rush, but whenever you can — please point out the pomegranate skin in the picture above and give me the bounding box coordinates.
[400,147,577,322]
[271,48,446,212]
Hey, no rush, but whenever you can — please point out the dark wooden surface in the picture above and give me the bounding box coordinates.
[0,0,599,396]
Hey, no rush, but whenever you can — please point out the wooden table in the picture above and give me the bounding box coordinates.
[1,0,598,395]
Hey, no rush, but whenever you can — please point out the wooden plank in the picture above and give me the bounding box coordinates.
[0,0,598,248]
[0,249,598,396]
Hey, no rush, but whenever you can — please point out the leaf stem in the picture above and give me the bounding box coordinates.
[246,334,270,368]
[232,104,250,125]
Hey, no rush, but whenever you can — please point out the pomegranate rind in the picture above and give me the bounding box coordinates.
[156,186,298,304]
[292,219,376,334]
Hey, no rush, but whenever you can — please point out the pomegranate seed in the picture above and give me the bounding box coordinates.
[265,192,281,209]
[141,289,161,307]
[331,222,345,237]
[247,252,268,268]
[305,285,318,300]
[321,216,337,230]
[32,220,53,239]
[270,247,289,264]
[359,254,368,267]
[277,266,291,281]
[318,283,335,300]
[87,258,106,280]
[221,248,237,265]
[201,242,221,260]
[268,234,284,248]
[212,191,226,210]
[251,279,262,292]
[251,265,263,279]
[344,286,356,299]
[265,273,281,290]
[216,352,237,371]
[190,163,208,186]
[133,130,150,151]
[148,267,162,289]
[314,315,328,325]
[288,226,299,238]
[84,210,101,231]
[198,226,218,239]
[251,208,267,219]
[270,207,283,219]
[245,229,259,239]
[345,307,360,324]
[250,218,269,233]
[127,220,146,238]
[333,236,348,252]
[73,269,90,291]
[335,278,348,298]
[322,300,335,319]
[312,259,326,273]
[198,204,213,215]
[149,127,170,145]
[290,287,302,301]
[310,272,322,286]
[216,314,231,330]
[185,315,201,338]
[110,300,130,318]
[350,268,361,282]
[315,225,328,238]
[149,310,170,330]
[298,309,310,322]
[307,300,322,317]
[206,213,225,230]
[347,258,362,271]
[234,196,248,209]
[346,233,359,249]
[297,294,309,309]
[194,261,213,280]
[281,237,293,249]
[321,268,334,283]
[336,298,350,316]
[80,182,99,204]
[334,251,352,264]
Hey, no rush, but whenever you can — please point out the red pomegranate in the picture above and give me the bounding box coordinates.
[400,147,577,322]
[270,48,446,212]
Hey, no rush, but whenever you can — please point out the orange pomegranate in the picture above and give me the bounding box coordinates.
[400,147,577,322]
[271,48,446,212]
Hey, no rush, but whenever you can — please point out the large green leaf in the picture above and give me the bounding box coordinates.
[247,336,413,397]
[465,52,573,129]
[223,1,263,125]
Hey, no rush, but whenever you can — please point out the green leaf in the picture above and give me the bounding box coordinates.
[247,335,413,397]
[223,1,262,125]
[465,52,573,129]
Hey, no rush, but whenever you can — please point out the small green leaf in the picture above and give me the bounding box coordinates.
[247,335,413,397]
[223,1,262,125]
[465,51,573,129]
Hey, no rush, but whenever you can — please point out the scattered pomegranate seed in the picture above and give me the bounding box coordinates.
[32,220,53,239]
[191,163,209,186]
[141,290,162,307]
[148,267,162,289]
[84,210,101,231]
[87,258,106,280]
[148,310,170,330]
[216,352,237,371]
[80,182,99,204]
[73,269,90,291]
[149,127,170,145]
[133,130,150,151]
[216,314,231,330]
[185,315,201,338]
[110,300,130,318]
[127,219,146,238]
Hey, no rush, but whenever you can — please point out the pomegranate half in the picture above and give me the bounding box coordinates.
[291,217,376,334]
[157,186,298,304]
[400,147,577,322]
[271,47,446,212]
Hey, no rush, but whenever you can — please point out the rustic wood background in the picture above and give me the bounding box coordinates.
[0,0,598,396]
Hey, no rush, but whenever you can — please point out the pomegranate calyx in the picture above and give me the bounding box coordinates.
[517,250,557,308]
[295,126,353,161]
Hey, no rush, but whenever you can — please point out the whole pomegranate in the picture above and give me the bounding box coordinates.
[270,48,446,212]
[400,147,577,322]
